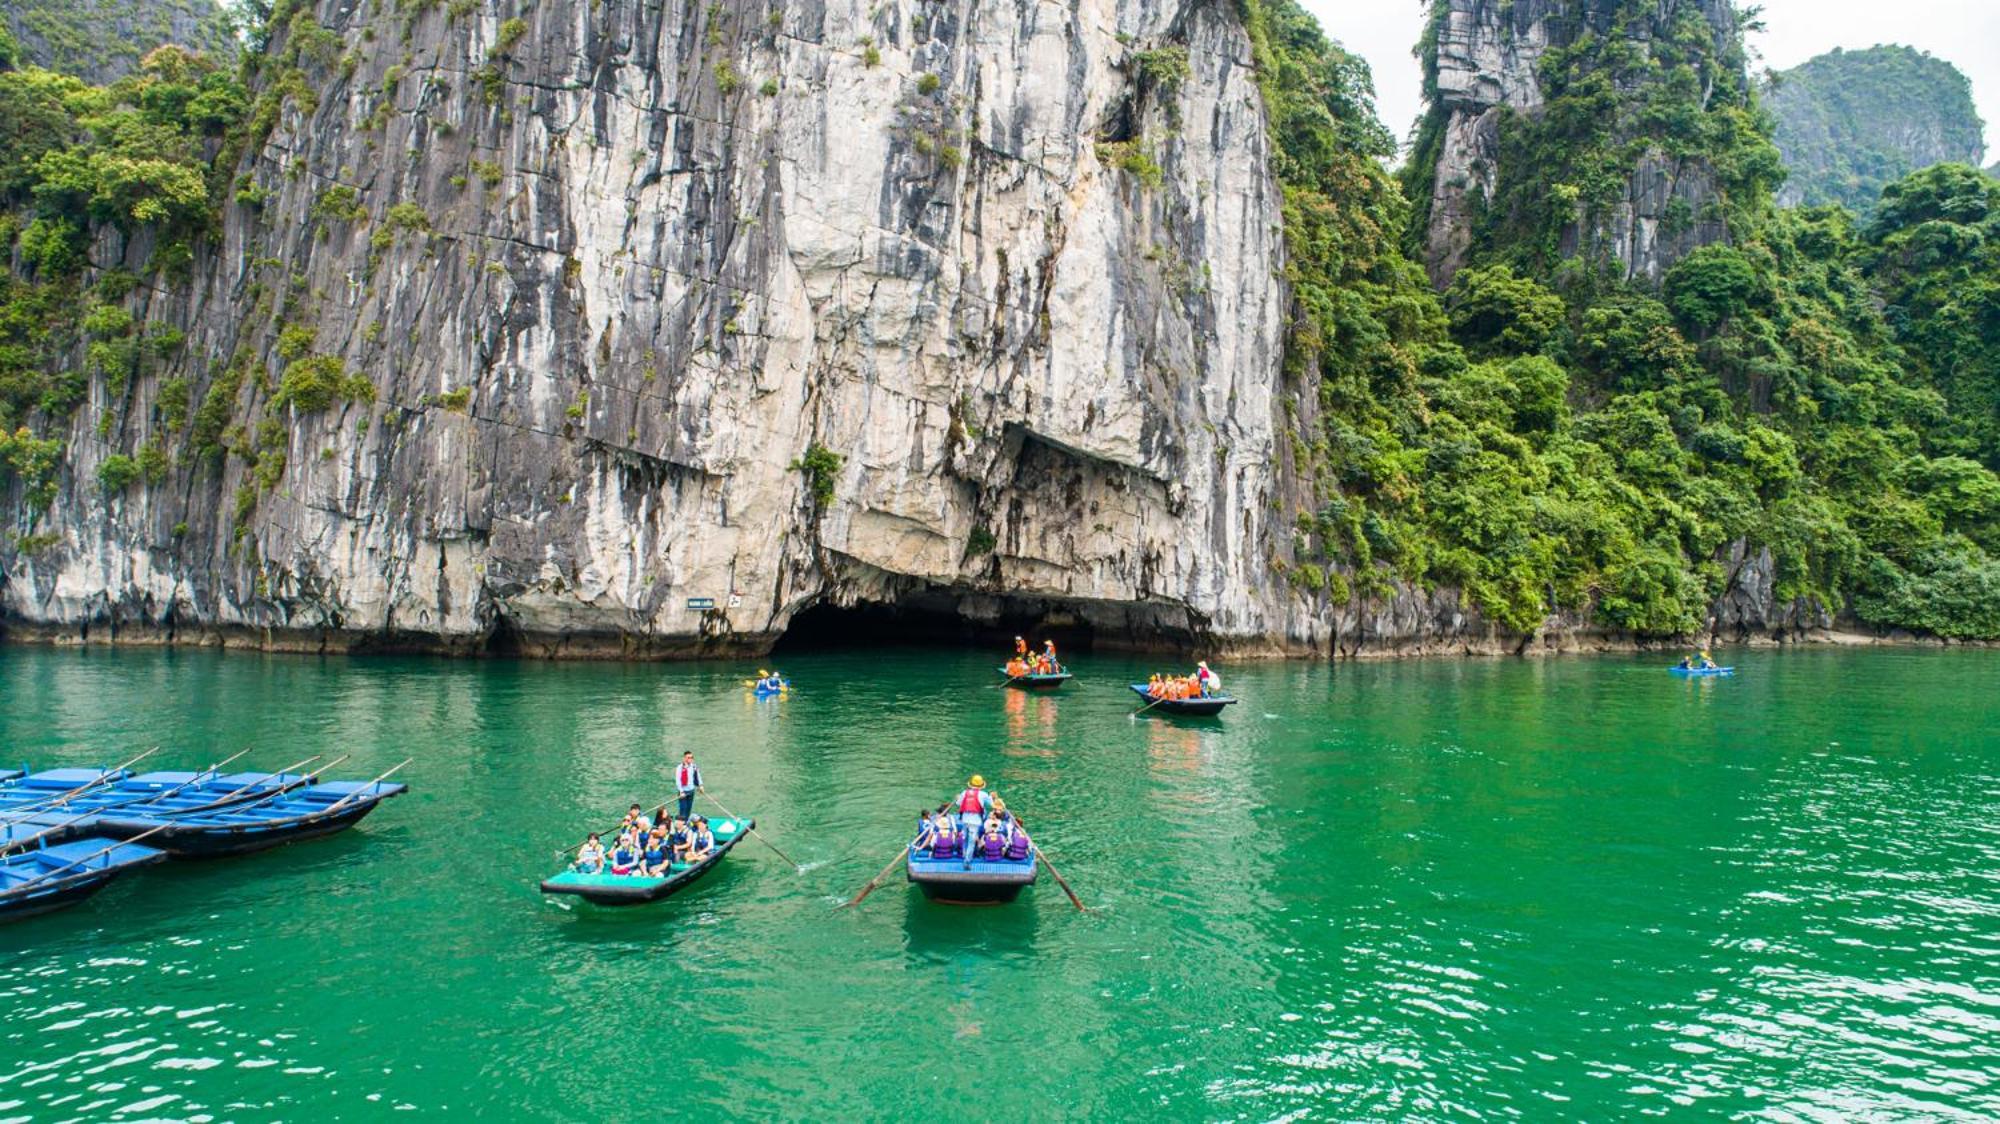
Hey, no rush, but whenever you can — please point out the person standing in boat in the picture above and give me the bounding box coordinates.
[1041,639,1059,672]
[1194,661,1221,697]
[955,776,992,848]
[675,751,704,821]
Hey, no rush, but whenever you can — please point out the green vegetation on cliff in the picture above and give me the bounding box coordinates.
[3,0,238,87]
[1765,46,1987,214]
[1266,0,2000,638]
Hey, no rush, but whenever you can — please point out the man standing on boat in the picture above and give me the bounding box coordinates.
[955,776,991,850]
[675,751,704,821]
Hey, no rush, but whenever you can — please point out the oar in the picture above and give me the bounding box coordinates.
[315,758,412,817]
[2,747,163,817]
[1010,815,1087,912]
[5,819,179,894]
[182,752,335,814]
[700,792,802,871]
[0,748,253,857]
[989,671,1028,689]
[1133,691,1171,716]
[840,843,911,909]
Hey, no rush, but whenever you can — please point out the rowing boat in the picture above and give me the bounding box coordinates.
[0,838,165,923]
[1127,683,1236,717]
[539,816,752,905]
[996,668,1071,690]
[1668,665,1735,677]
[89,779,408,858]
[0,769,312,824]
[906,817,1037,905]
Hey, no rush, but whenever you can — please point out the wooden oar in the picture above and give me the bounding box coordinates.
[315,758,412,817]
[188,752,335,813]
[840,844,911,908]
[3,747,162,817]
[5,819,179,894]
[1133,691,1171,716]
[0,748,253,857]
[1010,815,1087,912]
[700,793,802,871]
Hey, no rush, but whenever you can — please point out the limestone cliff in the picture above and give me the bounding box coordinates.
[1413,0,1744,287]
[5,0,1325,657]
[3,0,238,85]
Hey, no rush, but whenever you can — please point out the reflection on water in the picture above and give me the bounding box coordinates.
[0,645,1995,1118]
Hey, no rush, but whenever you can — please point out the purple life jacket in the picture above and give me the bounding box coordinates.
[930,832,960,859]
[982,833,1004,860]
[1005,832,1031,861]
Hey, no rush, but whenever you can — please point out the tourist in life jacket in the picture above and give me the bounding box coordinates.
[1699,649,1718,670]
[687,816,716,861]
[915,810,939,851]
[955,775,992,846]
[1042,640,1059,671]
[1006,656,1027,678]
[640,826,671,876]
[574,833,606,874]
[609,835,639,876]
[1014,635,1028,657]
[760,670,785,691]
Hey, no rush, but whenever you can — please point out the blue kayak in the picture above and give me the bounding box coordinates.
[752,679,789,697]
[1668,666,1735,677]
[0,837,166,923]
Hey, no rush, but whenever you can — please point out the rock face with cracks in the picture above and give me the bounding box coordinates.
[3,0,1323,657]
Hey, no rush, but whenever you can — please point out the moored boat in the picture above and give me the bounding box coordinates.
[996,667,1071,690]
[89,778,408,858]
[0,837,166,923]
[0,768,314,826]
[1128,683,1236,717]
[540,816,752,905]
[1668,665,1735,677]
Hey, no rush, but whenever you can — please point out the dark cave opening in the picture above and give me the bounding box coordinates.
[771,595,1101,656]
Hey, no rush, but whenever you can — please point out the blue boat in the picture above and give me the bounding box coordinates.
[907,818,1038,905]
[1128,683,1236,717]
[0,837,165,923]
[0,769,313,825]
[540,816,753,905]
[90,779,408,858]
[752,679,789,697]
[1669,665,1735,677]
[997,667,1071,690]
[0,767,128,813]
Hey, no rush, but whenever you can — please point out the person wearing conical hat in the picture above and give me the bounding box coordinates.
[1194,660,1220,697]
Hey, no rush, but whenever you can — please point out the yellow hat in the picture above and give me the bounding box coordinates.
[970,775,985,788]
[992,798,1006,811]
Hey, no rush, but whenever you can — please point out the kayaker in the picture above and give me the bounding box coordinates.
[1679,654,1695,669]
[574,833,606,874]
[674,751,703,820]
[955,776,992,844]
[1700,650,1718,670]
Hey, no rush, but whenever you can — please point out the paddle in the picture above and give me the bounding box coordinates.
[0,747,253,857]
[315,758,413,817]
[840,844,910,909]
[1133,691,1171,716]
[189,752,337,813]
[2,747,162,817]
[700,792,802,871]
[1008,814,1087,912]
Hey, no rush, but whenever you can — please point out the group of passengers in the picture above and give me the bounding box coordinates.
[1676,650,1721,670]
[572,802,718,877]
[1145,660,1223,700]
[912,775,1033,863]
[1004,636,1064,678]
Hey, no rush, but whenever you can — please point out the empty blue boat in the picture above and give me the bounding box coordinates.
[0,769,312,824]
[90,779,408,858]
[0,837,166,923]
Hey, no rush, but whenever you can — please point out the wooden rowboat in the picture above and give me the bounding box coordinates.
[540,816,752,905]
[1128,683,1236,717]
[996,667,1071,690]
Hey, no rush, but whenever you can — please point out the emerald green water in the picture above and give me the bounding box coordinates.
[0,646,1995,1119]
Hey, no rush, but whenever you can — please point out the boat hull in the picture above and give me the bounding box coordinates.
[1127,684,1235,717]
[906,854,1038,905]
[1668,666,1735,677]
[997,668,1070,690]
[92,797,391,859]
[541,818,751,905]
[0,840,166,924]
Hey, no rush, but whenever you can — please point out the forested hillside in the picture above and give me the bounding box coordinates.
[2,0,237,87]
[1765,46,1986,212]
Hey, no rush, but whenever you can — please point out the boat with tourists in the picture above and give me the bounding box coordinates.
[903,777,1038,904]
[1129,682,1237,717]
[0,837,166,923]
[541,814,752,905]
[995,666,1071,690]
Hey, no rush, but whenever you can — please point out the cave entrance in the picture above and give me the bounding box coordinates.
[771,594,1098,655]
